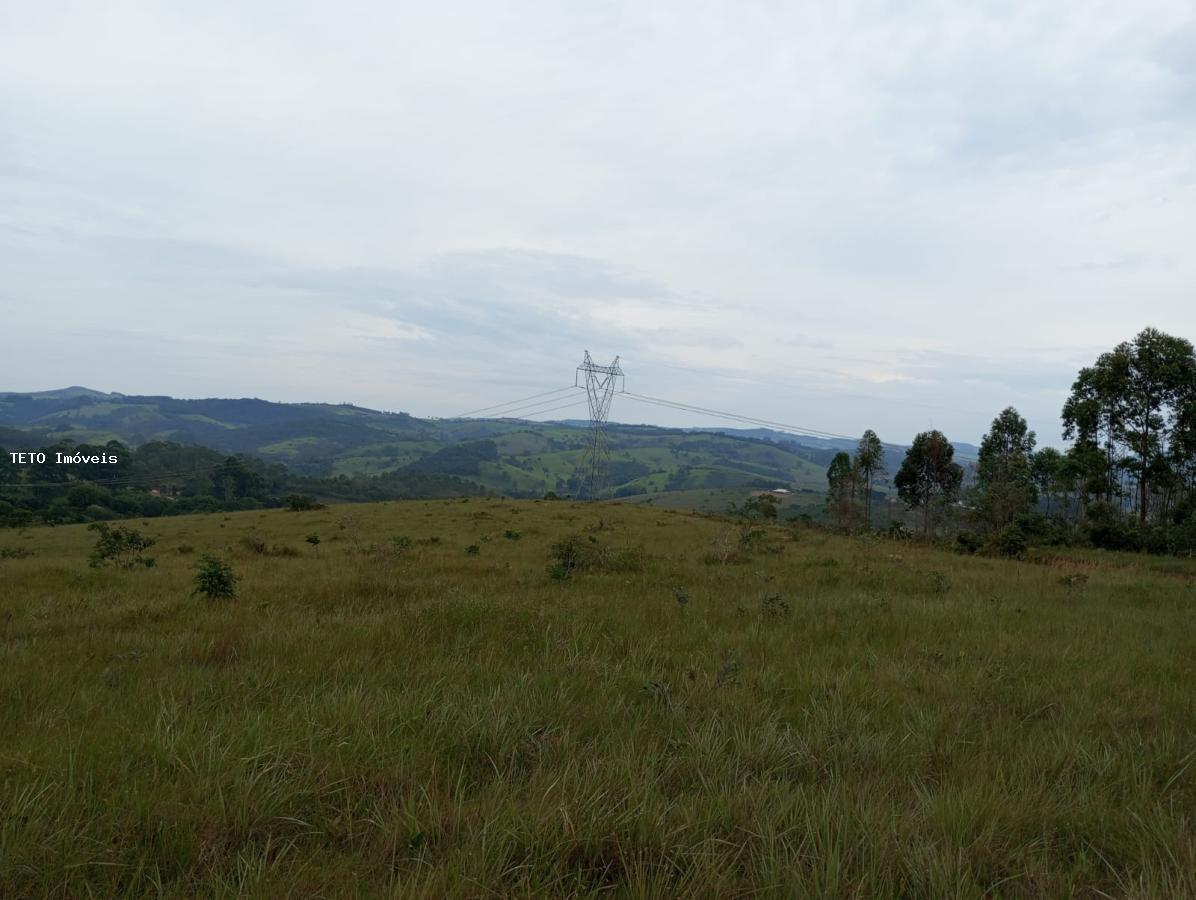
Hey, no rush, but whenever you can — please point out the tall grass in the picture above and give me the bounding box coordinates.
[1,500,1194,897]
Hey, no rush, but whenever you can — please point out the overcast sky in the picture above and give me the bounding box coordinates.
[2,1,1194,445]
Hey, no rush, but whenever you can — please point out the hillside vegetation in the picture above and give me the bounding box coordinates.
[1,388,840,506]
[1,500,1193,897]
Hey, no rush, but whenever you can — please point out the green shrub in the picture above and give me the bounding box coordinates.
[547,534,643,579]
[992,525,1028,559]
[955,531,982,554]
[87,522,156,569]
[287,494,325,512]
[193,555,238,600]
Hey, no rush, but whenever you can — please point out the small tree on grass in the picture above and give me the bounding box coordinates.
[88,522,156,569]
[305,533,321,556]
[193,555,238,600]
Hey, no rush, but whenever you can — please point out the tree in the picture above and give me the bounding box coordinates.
[826,451,855,528]
[975,407,1037,529]
[854,429,886,527]
[894,430,963,536]
[1063,328,1196,524]
[1031,447,1064,517]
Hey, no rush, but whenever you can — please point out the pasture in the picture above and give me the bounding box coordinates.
[1,499,1194,897]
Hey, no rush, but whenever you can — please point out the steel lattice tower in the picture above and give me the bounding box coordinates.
[576,351,624,500]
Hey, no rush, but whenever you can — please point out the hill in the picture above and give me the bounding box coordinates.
[0,388,855,506]
[1,499,1193,896]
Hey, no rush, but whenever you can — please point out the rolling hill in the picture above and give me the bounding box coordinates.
[0,388,942,508]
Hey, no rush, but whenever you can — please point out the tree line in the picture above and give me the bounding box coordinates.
[826,327,1196,555]
[0,440,484,527]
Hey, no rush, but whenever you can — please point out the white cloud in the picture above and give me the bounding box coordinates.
[1,0,1194,444]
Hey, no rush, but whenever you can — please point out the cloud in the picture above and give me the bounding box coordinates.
[1,0,1194,445]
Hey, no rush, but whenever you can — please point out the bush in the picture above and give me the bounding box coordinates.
[1084,502,1140,552]
[955,531,982,555]
[193,555,238,600]
[241,533,269,555]
[992,524,1028,559]
[547,534,643,578]
[88,522,156,569]
[286,494,325,512]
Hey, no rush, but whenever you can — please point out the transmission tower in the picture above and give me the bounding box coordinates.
[576,351,624,500]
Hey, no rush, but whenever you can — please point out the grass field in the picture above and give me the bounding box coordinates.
[2,500,1195,897]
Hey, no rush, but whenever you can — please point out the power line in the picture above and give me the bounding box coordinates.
[620,391,979,463]
[472,391,586,420]
[472,396,589,421]
[453,386,576,418]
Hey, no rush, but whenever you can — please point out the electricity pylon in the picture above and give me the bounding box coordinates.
[576,351,624,500]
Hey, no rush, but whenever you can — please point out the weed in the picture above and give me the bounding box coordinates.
[1060,572,1090,589]
[714,659,741,687]
[925,570,951,594]
[762,593,790,616]
[241,532,269,555]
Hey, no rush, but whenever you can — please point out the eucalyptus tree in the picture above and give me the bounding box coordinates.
[976,407,1037,529]
[1063,328,1196,524]
[894,430,964,536]
[854,429,886,527]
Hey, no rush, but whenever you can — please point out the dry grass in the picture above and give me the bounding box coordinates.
[1,499,1194,897]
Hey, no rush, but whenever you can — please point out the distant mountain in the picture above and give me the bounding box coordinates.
[0,386,119,400]
[0,388,834,505]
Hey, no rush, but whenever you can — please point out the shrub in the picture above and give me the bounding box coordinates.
[1084,502,1140,552]
[193,555,238,600]
[547,534,643,578]
[955,531,982,554]
[465,544,480,555]
[286,494,325,512]
[241,533,269,555]
[0,546,35,560]
[992,525,1028,559]
[88,522,156,569]
[762,593,790,616]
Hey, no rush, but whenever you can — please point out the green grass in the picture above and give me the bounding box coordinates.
[2,501,1194,897]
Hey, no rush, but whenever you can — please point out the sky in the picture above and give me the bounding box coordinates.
[2,1,1194,446]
